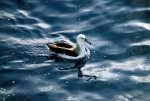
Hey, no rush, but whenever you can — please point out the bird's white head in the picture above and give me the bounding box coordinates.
[77,34,91,45]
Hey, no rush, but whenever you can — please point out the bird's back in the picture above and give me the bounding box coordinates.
[47,42,78,57]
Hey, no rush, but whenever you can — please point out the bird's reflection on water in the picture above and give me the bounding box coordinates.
[47,48,97,81]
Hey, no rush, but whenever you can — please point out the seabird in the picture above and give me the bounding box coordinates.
[46,34,91,59]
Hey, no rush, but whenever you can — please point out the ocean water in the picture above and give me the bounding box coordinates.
[1,0,150,101]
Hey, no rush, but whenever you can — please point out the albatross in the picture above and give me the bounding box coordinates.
[46,34,91,59]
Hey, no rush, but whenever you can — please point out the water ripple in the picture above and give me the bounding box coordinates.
[0,0,150,101]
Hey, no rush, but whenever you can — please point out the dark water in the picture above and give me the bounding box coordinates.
[1,0,150,101]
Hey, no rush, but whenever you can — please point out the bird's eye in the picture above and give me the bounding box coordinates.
[81,38,84,39]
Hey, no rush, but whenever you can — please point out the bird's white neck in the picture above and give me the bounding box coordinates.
[74,40,86,56]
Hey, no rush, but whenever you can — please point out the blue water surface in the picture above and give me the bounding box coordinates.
[1,0,150,101]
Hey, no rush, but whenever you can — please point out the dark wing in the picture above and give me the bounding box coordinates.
[47,42,78,57]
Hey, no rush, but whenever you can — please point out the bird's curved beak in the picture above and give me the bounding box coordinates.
[84,38,91,45]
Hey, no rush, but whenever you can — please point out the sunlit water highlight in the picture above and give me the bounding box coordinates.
[0,0,150,101]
